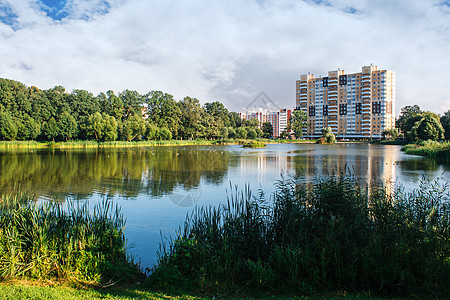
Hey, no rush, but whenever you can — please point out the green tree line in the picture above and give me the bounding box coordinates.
[0,78,275,142]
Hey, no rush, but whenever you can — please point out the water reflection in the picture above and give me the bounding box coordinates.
[1,143,448,269]
[0,147,229,200]
[0,144,448,201]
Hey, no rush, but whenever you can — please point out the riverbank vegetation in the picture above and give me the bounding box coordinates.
[0,176,448,298]
[0,194,142,284]
[402,140,450,161]
[148,175,449,297]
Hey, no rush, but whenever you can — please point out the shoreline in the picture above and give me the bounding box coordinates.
[0,139,317,149]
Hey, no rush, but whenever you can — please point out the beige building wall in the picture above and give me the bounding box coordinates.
[295,65,395,139]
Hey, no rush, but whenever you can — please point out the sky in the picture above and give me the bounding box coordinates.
[0,0,449,116]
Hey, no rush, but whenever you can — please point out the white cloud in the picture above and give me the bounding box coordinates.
[0,0,449,114]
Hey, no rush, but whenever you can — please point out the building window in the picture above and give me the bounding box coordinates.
[355,103,362,114]
[339,104,347,115]
[323,105,328,116]
[309,106,316,117]
[372,102,381,114]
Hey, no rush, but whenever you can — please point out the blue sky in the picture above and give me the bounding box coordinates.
[0,0,449,115]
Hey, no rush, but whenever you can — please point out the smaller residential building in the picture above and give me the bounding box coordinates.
[239,108,293,138]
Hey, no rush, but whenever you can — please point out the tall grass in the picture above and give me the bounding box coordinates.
[0,141,43,148]
[402,140,450,161]
[148,175,450,297]
[0,194,142,284]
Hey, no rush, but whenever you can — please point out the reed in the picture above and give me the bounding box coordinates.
[149,175,450,297]
[402,140,450,161]
[0,193,142,284]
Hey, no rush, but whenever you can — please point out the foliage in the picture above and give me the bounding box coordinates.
[440,110,450,140]
[262,122,273,138]
[236,127,247,139]
[289,109,308,138]
[158,127,172,140]
[396,105,422,135]
[402,140,450,162]
[58,111,78,141]
[0,112,18,141]
[410,114,445,141]
[122,115,146,141]
[242,140,266,148]
[0,194,142,284]
[246,128,257,139]
[317,127,336,144]
[149,175,450,297]
[42,117,59,141]
[381,128,399,139]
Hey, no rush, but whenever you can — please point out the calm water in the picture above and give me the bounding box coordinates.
[1,143,448,269]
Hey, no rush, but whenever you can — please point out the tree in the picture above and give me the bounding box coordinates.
[204,102,230,127]
[396,105,422,135]
[228,112,242,128]
[220,127,228,139]
[256,128,263,138]
[247,128,257,139]
[122,115,146,141]
[320,127,336,144]
[178,97,203,139]
[42,117,59,141]
[58,111,78,141]
[145,91,181,137]
[145,123,158,140]
[87,112,104,141]
[158,127,172,140]
[236,127,247,139]
[119,90,143,121]
[262,122,273,138]
[410,114,444,141]
[381,128,399,140]
[0,112,18,140]
[227,127,236,139]
[102,114,118,141]
[440,110,450,140]
[19,115,41,140]
[290,110,308,138]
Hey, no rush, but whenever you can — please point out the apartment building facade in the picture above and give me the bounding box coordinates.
[296,65,395,139]
[239,109,292,138]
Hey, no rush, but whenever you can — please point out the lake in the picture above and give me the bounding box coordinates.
[1,143,448,269]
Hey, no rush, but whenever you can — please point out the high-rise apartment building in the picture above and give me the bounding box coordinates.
[296,65,395,139]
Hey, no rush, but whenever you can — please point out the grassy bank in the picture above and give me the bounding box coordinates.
[401,140,450,161]
[149,175,450,297]
[0,282,406,299]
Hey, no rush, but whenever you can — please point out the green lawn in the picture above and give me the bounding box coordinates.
[0,282,408,300]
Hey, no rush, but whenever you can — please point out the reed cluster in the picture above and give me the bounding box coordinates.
[402,140,450,161]
[149,175,450,296]
[0,194,141,284]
